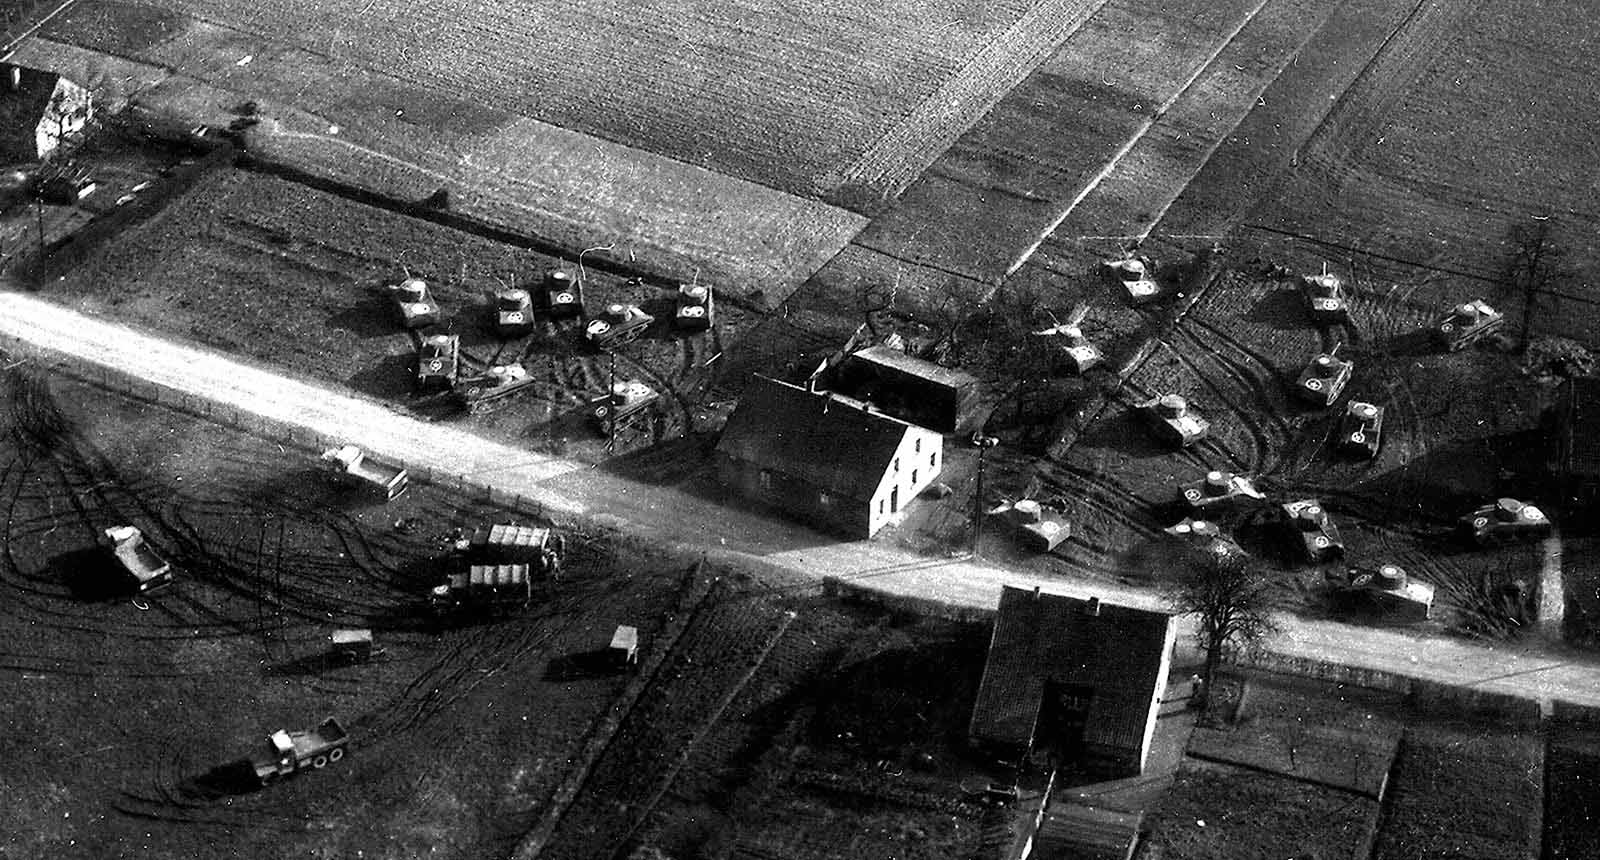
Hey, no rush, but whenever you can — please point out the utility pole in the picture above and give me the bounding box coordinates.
[606,351,617,454]
[970,433,999,558]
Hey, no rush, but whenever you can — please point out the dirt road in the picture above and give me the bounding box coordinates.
[4,288,1600,708]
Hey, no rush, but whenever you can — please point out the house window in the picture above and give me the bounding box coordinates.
[759,470,772,490]
[911,469,918,486]
[930,452,937,468]
[878,498,885,515]
[893,457,900,473]
[915,438,922,453]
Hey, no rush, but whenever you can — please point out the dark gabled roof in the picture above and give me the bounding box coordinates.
[970,586,1173,754]
[716,375,917,501]
[0,64,63,159]
[1558,376,1600,477]
[846,345,978,391]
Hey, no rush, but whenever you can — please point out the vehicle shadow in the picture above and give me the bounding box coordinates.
[327,287,400,339]
[346,350,415,402]
[50,547,138,603]
[1247,287,1309,332]
[544,648,624,682]
[178,759,261,800]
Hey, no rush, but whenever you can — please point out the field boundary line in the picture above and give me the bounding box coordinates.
[611,609,797,853]
[1000,0,1277,281]
[1183,749,1387,800]
[0,0,84,61]
[834,0,1113,198]
[512,565,718,860]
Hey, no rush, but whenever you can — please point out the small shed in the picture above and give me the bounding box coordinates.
[832,345,982,434]
[1552,376,1600,506]
[0,63,92,163]
[609,625,639,668]
[970,586,1176,775]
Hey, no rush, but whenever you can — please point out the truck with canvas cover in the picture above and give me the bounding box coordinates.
[99,525,172,592]
[251,717,348,784]
[431,563,535,610]
[319,444,409,500]
[456,523,565,578]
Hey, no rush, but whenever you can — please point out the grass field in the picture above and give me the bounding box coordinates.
[1147,758,1380,859]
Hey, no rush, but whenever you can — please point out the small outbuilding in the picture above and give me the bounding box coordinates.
[715,375,943,538]
[970,586,1176,775]
[830,345,982,434]
[0,63,92,163]
[1551,375,1600,506]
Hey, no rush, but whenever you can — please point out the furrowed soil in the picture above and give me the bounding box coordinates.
[46,164,752,463]
[0,365,689,860]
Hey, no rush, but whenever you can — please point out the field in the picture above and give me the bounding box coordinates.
[0,363,693,859]
[48,162,757,463]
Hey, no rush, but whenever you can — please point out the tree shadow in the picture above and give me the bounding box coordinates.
[1246,288,1309,332]
[327,287,400,339]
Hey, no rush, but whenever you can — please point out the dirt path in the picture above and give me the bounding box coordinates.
[1541,531,1566,642]
[4,288,1600,708]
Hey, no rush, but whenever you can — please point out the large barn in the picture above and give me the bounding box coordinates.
[0,63,92,163]
[715,375,943,538]
[830,345,983,435]
[970,586,1176,775]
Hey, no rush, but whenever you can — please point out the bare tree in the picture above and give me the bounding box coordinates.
[1163,543,1279,711]
[1504,219,1571,351]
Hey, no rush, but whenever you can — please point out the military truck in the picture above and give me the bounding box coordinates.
[1100,255,1161,306]
[1301,271,1349,323]
[1281,499,1344,563]
[390,276,440,329]
[588,380,660,433]
[100,525,173,593]
[585,303,655,350]
[675,283,715,331]
[250,717,348,784]
[495,288,535,336]
[541,270,584,319]
[431,563,537,611]
[987,499,1071,552]
[1293,353,1352,406]
[455,363,538,413]
[1326,564,1434,621]
[1337,401,1384,458]
[415,334,460,392]
[456,523,566,578]
[1433,300,1503,351]
[319,444,409,500]
[1179,470,1265,510]
[1138,394,1209,447]
[1460,498,1552,546]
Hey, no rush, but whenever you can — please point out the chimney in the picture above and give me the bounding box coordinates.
[1083,596,1101,616]
[7,65,20,93]
[1032,586,1041,601]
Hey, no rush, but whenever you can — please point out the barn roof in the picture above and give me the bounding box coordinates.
[845,345,977,391]
[1033,803,1144,860]
[1557,376,1600,478]
[716,375,918,501]
[0,64,63,160]
[970,586,1173,754]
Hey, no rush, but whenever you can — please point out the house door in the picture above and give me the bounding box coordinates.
[1038,681,1094,764]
